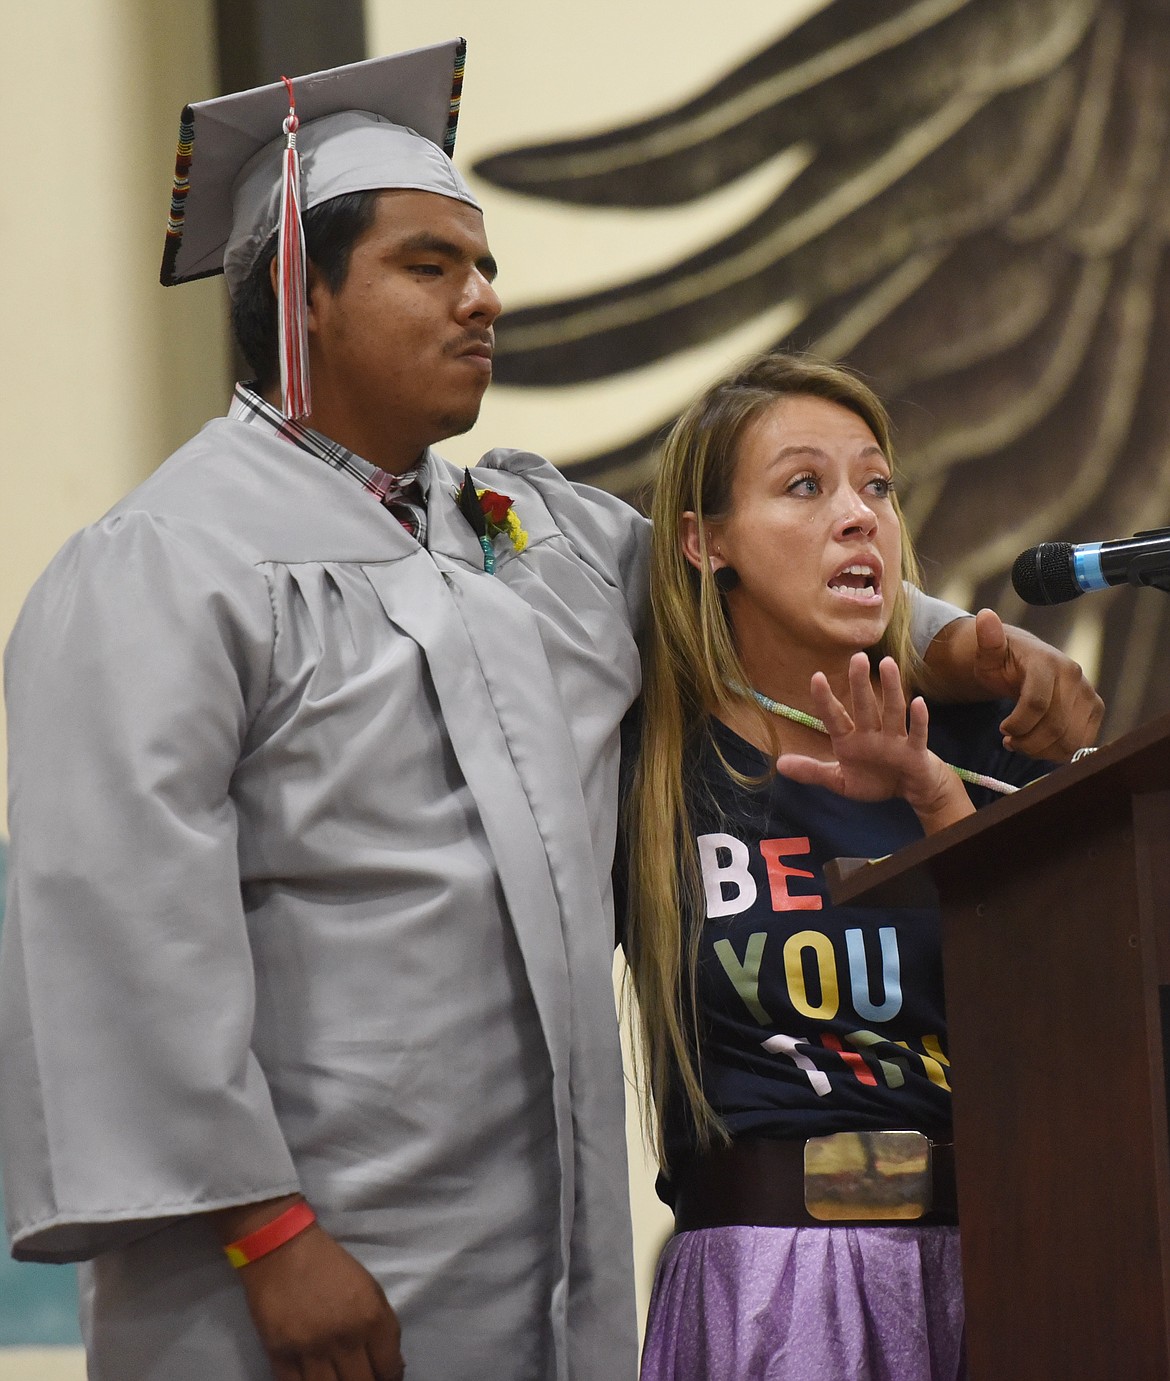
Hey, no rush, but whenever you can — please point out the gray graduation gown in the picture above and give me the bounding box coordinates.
[0,420,647,1380]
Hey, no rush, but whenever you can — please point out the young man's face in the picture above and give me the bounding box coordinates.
[304,188,501,473]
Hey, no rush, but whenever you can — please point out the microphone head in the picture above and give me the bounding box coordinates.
[1011,542,1083,605]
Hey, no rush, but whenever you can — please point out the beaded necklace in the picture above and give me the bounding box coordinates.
[748,687,1020,796]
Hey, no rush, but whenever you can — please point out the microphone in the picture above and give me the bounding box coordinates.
[1011,528,1170,605]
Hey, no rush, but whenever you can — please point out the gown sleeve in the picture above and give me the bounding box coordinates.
[906,585,969,655]
[476,449,651,642]
[0,510,299,1263]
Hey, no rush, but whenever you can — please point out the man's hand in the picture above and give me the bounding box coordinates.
[209,1197,403,1381]
[924,608,1104,760]
[238,1223,404,1381]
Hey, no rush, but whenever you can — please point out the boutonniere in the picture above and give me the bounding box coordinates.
[455,469,528,575]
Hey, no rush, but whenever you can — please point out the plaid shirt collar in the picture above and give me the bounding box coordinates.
[228,382,428,543]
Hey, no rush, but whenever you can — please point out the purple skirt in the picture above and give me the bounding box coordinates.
[641,1224,966,1381]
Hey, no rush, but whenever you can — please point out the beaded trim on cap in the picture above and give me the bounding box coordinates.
[444,38,467,156]
[160,107,196,287]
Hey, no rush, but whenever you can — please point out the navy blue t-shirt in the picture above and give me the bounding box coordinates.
[660,700,1052,1176]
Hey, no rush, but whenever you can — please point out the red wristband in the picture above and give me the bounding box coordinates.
[224,1201,317,1268]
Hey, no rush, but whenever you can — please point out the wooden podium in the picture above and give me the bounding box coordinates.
[830,712,1170,1381]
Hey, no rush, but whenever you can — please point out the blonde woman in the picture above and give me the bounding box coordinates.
[626,353,1054,1381]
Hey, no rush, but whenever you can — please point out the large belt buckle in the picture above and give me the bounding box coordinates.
[803,1130,932,1222]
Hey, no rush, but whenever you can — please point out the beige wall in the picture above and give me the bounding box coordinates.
[0,1353,84,1381]
[0,0,230,833]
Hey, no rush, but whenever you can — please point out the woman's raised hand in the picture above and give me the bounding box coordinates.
[776,654,974,834]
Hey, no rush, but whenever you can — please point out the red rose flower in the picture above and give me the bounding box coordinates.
[479,490,513,526]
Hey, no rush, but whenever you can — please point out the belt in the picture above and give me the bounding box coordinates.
[672,1133,958,1232]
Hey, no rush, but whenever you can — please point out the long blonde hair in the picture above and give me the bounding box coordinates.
[624,351,925,1160]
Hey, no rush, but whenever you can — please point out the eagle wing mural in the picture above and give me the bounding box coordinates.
[473,0,1170,734]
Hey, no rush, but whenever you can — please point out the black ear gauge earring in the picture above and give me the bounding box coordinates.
[713,566,740,593]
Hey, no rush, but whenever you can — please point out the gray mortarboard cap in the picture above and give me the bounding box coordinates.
[160,39,479,297]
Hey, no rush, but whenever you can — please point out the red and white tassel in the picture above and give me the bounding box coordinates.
[277,76,311,420]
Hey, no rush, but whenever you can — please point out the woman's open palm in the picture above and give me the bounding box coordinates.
[777,654,973,832]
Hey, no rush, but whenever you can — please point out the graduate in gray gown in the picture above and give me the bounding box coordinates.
[0,41,1103,1381]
